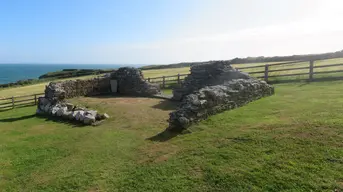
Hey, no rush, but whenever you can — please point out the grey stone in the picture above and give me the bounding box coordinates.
[51,106,60,116]
[110,67,160,96]
[43,103,51,113]
[83,114,96,125]
[85,110,97,117]
[38,97,50,109]
[66,103,74,111]
[75,111,85,121]
[172,61,252,101]
[79,112,86,121]
[68,111,77,120]
[56,107,67,117]
[44,76,111,100]
[103,113,110,119]
[36,108,44,115]
[97,113,110,120]
[62,111,72,119]
[168,79,274,131]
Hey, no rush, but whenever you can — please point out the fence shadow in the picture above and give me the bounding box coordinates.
[0,114,36,123]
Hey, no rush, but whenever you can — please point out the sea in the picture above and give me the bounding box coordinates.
[0,64,143,84]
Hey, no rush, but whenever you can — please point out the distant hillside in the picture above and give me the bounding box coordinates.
[140,49,343,70]
[0,69,115,88]
[39,69,114,79]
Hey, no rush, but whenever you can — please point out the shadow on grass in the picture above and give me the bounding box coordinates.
[36,115,87,128]
[147,129,181,142]
[147,128,190,142]
[151,99,179,111]
[0,114,36,122]
[298,82,310,87]
[0,104,35,113]
[87,93,118,99]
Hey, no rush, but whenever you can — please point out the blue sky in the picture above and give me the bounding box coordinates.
[1,0,343,64]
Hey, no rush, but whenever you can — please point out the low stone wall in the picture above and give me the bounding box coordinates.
[172,61,251,101]
[37,67,159,126]
[36,97,109,125]
[45,76,111,102]
[168,79,274,131]
[111,67,160,96]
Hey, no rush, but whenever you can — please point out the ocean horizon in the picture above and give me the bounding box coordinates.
[0,63,145,84]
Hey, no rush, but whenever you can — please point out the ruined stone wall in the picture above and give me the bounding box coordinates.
[37,97,109,125]
[172,61,251,101]
[45,76,111,102]
[44,67,160,102]
[39,76,111,125]
[111,67,160,96]
[168,79,274,131]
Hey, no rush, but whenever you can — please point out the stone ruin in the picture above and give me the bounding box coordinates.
[45,76,111,100]
[35,62,274,130]
[36,97,109,125]
[172,61,251,101]
[168,61,274,131]
[36,67,160,125]
[111,67,160,96]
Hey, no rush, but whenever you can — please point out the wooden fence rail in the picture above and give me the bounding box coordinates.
[146,59,343,87]
[0,93,44,110]
[3,58,343,110]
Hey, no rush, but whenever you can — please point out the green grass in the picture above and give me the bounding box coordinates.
[145,59,343,87]
[3,58,343,98]
[142,67,191,78]
[238,58,343,82]
[0,68,189,98]
[0,75,99,99]
[0,81,342,191]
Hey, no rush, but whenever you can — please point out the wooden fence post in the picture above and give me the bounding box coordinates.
[264,64,269,82]
[177,73,180,85]
[309,60,314,81]
[162,76,165,88]
[148,78,150,82]
[11,96,14,109]
[34,94,37,105]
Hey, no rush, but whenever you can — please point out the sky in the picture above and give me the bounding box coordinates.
[1,0,343,64]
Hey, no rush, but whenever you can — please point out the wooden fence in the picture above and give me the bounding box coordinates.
[146,73,189,88]
[0,93,44,110]
[146,59,343,88]
[2,58,343,110]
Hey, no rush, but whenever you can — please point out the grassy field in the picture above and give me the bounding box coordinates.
[0,75,98,99]
[142,67,191,78]
[2,58,343,98]
[146,58,343,85]
[0,81,342,191]
[0,68,190,98]
[238,58,343,82]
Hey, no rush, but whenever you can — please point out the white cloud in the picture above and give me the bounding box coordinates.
[7,0,341,64]
[84,0,343,64]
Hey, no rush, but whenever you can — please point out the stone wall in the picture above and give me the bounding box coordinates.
[45,76,111,102]
[36,97,109,125]
[39,76,111,125]
[111,67,160,96]
[37,67,159,126]
[168,79,274,131]
[172,61,251,101]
